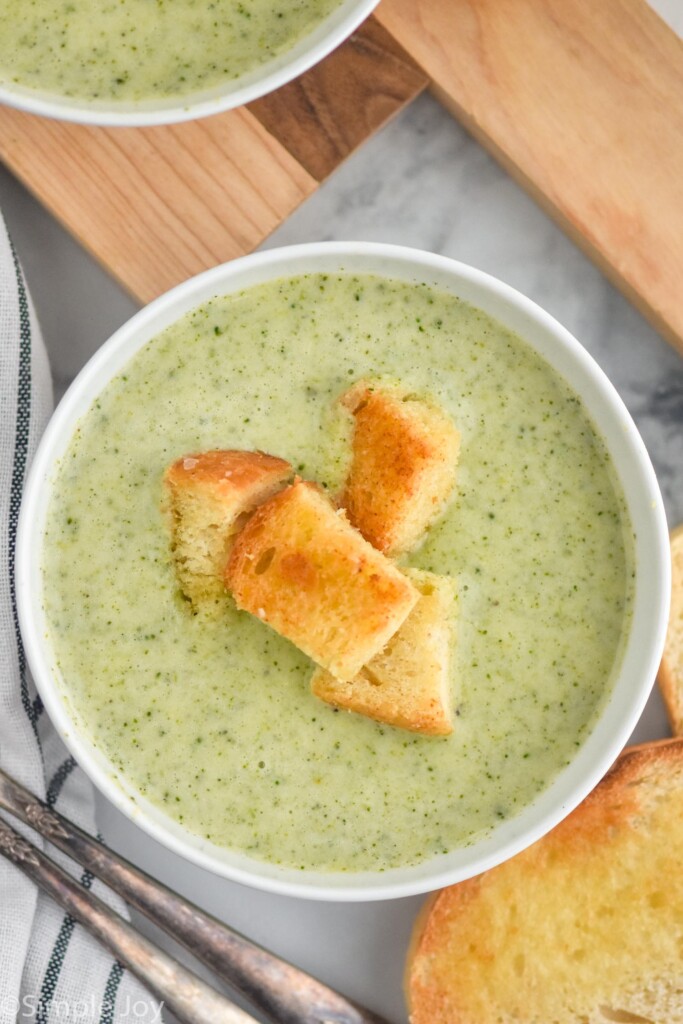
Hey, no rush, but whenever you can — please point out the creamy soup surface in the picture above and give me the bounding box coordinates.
[43,273,634,872]
[0,0,341,102]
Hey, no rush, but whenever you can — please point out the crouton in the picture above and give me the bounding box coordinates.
[407,739,683,1024]
[311,569,455,735]
[657,523,683,736]
[225,479,420,681]
[164,449,292,610]
[340,380,460,556]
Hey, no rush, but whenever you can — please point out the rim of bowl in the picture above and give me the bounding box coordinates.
[0,0,379,126]
[17,242,671,901]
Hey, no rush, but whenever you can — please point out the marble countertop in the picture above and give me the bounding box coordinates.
[1,3,682,1021]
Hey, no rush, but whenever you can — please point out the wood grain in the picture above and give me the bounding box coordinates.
[376,0,683,354]
[0,107,316,304]
[2,0,682,354]
[0,16,424,304]
[248,17,426,181]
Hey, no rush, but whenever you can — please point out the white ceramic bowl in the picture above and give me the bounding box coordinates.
[17,242,670,901]
[0,0,378,126]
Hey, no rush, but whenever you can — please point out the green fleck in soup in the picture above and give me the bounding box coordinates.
[42,273,634,872]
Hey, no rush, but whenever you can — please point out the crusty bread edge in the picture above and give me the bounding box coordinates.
[658,660,683,736]
[656,522,683,736]
[404,736,683,1023]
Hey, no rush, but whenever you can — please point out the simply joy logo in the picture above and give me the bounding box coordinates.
[5,994,165,1022]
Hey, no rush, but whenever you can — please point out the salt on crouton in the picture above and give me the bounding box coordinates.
[340,380,461,556]
[165,449,292,610]
[311,569,455,735]
[225,479,420,682]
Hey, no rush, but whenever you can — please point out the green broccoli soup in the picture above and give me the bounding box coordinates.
[0,0,341,103]
[42,273,634,872]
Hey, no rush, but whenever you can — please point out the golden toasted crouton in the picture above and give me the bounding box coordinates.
[311,569,455,735]
[225,479,419,681]
[165,449,292,610]
[340,380,460,556]
[657,523,683,736]
[407,739,683,1024]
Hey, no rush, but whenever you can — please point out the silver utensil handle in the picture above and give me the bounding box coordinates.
[0,815,257,1024]
[0,767,392,1024]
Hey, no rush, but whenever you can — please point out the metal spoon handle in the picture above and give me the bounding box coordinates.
[0,767,392,1024]
[0,815,256,1024]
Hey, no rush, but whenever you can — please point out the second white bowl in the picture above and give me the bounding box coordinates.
[0,0,378,126]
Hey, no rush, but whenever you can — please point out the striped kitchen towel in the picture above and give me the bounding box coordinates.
[0,213,163,1024]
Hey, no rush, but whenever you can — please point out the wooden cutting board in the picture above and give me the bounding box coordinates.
[0,0,682,355]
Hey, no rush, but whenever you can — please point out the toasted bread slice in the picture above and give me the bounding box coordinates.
[657,523,683,735]
[226,479,419,681]
[407,739,683,1024]
[340,380,460,556]
[311,569,455,735]
[165,449,292,610]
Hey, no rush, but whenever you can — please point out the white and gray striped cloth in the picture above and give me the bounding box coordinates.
[0,213,163,1023]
